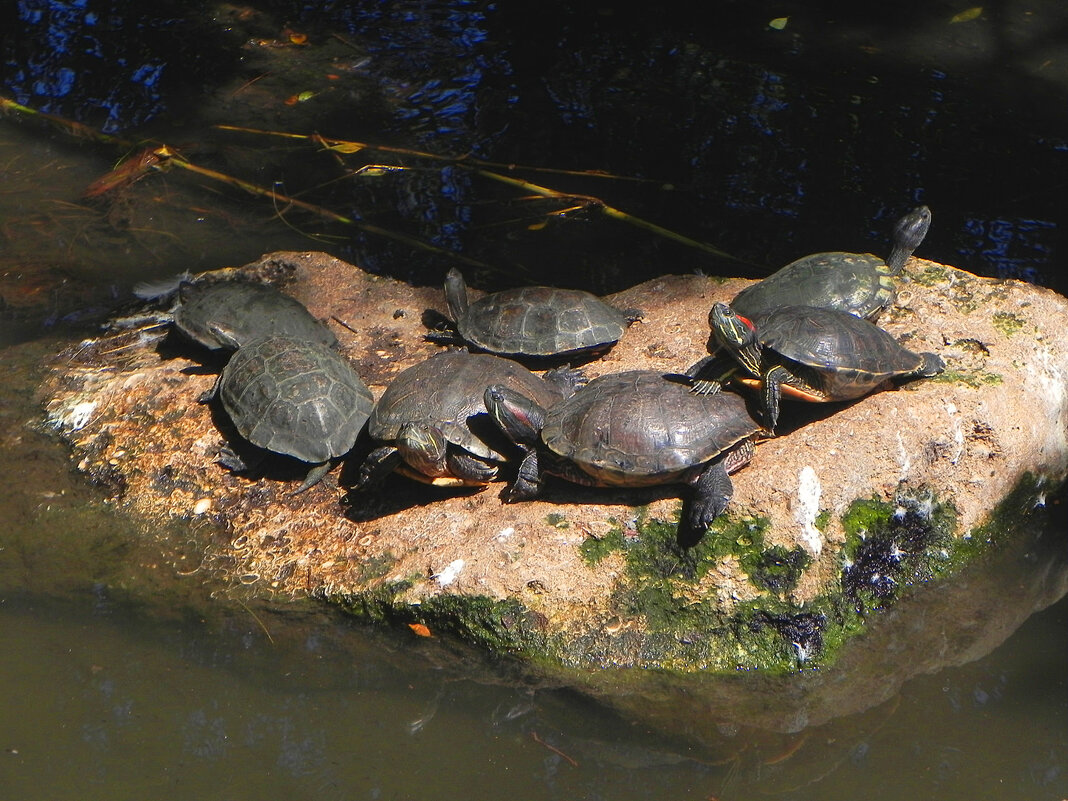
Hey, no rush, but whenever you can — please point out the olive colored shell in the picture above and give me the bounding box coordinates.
[731,206,931,320]
[217,336,372,463]
[752,305,932,398]
[731,252,894,320]
[173,281,337,351]
[542,370,759,487]
[369,351,568,461]
[457,286,627,357]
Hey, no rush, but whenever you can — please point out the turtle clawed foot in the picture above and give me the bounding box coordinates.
[677,497,729,548]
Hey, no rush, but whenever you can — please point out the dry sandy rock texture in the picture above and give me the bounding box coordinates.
[41,251,1068,669]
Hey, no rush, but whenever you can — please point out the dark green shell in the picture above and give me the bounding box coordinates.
[457,286,628,357]
[369,351,568,462]
[217,336,372,463]
[173,281,337,351]
[542,371,759,487]
[752,306,935,399]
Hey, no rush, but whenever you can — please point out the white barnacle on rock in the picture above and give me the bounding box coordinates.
[943,400,965,464]
[795,466,823,557]
[895,431,911,481]
[434,558,465,586]
[1032,347,1068,459]
[63,400,98,431]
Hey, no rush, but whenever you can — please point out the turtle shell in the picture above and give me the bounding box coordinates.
[731,206,931,320]
[542,370,760,487]
[173,281,337,351]
[457,286,628,357]
[751,305,932,400]
[217,336,372,463]
[731,252,894,320]
[369,351,568,463]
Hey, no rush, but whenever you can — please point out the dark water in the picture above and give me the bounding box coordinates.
[2,2,1067,798]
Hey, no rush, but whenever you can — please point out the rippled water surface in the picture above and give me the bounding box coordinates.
[2,2,1067,798]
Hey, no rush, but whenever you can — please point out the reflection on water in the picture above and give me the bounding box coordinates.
[1,583,1066,800]
[1,1,1063,304]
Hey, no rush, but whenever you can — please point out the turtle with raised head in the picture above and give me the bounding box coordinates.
[708,302,944,430]
[430,268,640,359]
[206,333,372,491]
[485,370,763,544]
[356,350,584,489]
[173,280,337,351]
[730,206,932,321]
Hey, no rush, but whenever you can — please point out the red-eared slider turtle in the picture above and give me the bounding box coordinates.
[173,280,337,351]
[730,206,932,321]
[485,370,762,544]
[709,302,944,430]
[430,268,640,358]
[207,334,373,490]
[356,350,585,488]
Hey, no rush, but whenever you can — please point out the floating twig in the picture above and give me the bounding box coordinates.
[530,731,579,767]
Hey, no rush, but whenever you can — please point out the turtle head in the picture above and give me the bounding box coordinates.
[887,206,932,272]
[443,268,469,320]
[484,385,545,447]
[396,421,449,477]
[709,302,762,376]
[205,321,245,351]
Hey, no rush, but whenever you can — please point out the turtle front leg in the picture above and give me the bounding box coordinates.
[446,451,499,484]
[502,449,542,503]
[680,440,755,546]
[762,364,793,431]
[684,354,737,395]
[680,461,734,546]
[355,445,403,490]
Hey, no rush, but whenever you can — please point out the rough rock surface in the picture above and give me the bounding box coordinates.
[39,251,1068,677]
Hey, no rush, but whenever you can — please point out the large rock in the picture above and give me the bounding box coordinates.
[39,252,1068,701]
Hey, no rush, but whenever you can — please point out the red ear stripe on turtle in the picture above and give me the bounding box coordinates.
[736,312,756,331]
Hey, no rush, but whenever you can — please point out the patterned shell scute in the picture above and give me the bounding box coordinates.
[369,351,567,460]
[459,286,626,356]
[542,371,759,486]
[174,281,338,350]
[753,306,925,376]
[731,253,893,319]
[218,336,372,463]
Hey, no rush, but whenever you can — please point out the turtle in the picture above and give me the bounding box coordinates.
[428,268,641,358]
[205,334,373,491]
[173,280,337,351]
[730,206,932,321]
[485,370,763,544]
[355,350,585,489]
[708,302,945,430]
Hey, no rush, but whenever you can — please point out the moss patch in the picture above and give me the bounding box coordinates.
[992,311,1026,337]
[324,477,1052,675]
[910,265,950,287]
[544,512,570,529]
[928,369,1003,388]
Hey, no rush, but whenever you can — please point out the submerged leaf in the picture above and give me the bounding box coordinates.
[769,17,789,30]
[949,6,983,23]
